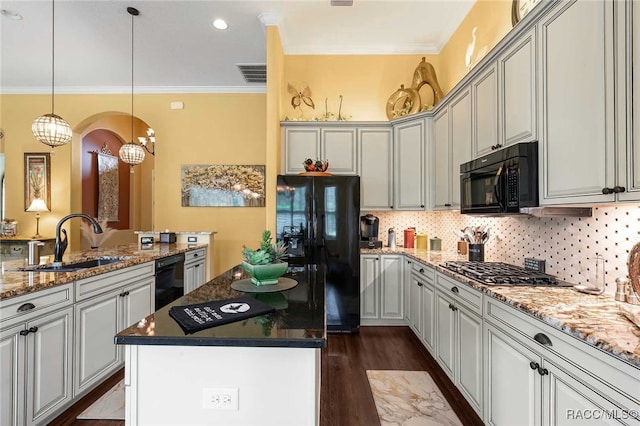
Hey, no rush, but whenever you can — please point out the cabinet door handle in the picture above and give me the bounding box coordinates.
[390,205,394,209]
[602,187,613,195]
[407,260,412,264]
[195,264,200,268]
[537,366,549,376]
[534,333,552,346]
[451,286,459,294]
[417,282,423,287]
[420,205,425,208]
[17,303,36,312]
[448,303,457,311]
[613,185,626,193]
[529,361,539,370]
[119,292,127,298]
[124,291,130,296]
[419,268,424,273]
[444,203,452,207]
[20,326,39,336]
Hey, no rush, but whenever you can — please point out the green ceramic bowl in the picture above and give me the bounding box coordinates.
[241,261,288,286]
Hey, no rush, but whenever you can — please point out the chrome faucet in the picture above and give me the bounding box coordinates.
[53,214,103,263]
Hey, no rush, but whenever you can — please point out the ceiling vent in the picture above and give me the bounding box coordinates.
[237,64,267,83]
[331,0,353,5]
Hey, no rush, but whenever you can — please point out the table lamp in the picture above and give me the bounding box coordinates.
[26,198,49,238]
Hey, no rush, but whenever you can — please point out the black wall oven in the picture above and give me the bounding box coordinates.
[460,141,538,215]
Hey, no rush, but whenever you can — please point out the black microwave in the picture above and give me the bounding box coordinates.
[460,141,538,215]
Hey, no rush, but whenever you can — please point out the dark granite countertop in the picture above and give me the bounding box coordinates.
[115,264,326,349]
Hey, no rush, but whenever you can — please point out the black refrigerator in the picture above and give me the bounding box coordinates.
[276,175,360,333]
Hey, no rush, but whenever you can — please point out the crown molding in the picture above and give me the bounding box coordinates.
[1,85,267,95]
[281,42,441,55]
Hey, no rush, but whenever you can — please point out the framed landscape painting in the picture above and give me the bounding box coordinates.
[181,164,266,207]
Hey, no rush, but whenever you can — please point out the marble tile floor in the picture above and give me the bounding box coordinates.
[367,370,463,426]
[76,379,125,421]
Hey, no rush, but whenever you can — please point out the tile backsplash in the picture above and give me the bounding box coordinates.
[364,204,640,295]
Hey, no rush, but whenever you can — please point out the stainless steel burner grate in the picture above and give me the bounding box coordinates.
[442,261,569,286]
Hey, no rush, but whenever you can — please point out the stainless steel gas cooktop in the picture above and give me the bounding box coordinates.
[442,261,572,286]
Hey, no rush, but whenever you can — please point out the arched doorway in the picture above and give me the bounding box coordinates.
[72,113,155,250]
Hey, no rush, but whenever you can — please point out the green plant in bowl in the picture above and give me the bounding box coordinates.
[241,230,288,286]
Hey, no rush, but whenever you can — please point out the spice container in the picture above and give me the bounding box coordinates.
[404,228,415,248]
[416,234,427,250]
[457,240,467,255]
[615,277,629,302]
[429,237,441,251]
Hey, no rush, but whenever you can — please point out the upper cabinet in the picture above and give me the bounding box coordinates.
[393,118,427,210]
[499,27,538,148]
[359,126,393,210]
[538,0,617,204]
[432,88,472,210]
[616,0,640,201]
[282,124,357,175]
[472,63,499,158]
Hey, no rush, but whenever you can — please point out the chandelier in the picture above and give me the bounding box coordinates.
[32,0,72,148]
[119,6,145,169]
[138,128,156,155]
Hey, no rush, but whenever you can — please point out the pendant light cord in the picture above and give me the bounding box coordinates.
[51,0,55,113]
[130,8,134,144]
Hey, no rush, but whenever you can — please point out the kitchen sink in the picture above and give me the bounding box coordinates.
[17,257,131,273]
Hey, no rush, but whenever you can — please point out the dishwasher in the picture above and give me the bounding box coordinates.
[154,253,185,310]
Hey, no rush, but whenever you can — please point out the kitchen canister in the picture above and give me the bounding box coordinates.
[429,237,442,251]
[416,234,428,250]
[388,228,396,249]
[404,228,415,248]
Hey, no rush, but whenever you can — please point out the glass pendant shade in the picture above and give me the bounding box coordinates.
[119,141,145,165]
[32,113,72,147]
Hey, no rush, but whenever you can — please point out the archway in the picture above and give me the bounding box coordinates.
[71,113,155,250]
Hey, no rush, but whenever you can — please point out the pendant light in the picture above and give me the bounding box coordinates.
[119,6,145,170]
[31,0,72,148]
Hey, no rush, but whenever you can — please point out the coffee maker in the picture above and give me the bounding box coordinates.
[360,214,382,248]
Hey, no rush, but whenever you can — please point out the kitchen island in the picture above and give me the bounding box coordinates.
[115,263,325,426]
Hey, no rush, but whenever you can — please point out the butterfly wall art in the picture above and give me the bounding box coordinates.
[287,83,315,119]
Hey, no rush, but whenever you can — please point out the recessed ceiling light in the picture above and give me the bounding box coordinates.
[1,9,23,20]
[212,19,228,30]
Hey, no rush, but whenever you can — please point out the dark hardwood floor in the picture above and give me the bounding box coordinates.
[49,326,482,426]
[319,326,483,426]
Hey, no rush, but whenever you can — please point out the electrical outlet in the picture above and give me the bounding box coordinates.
[202,388,239,410]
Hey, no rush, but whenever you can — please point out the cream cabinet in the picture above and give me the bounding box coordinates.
[0,284,74,426]
[411,261,435,353]
[499,27,537,148]
[74,262,154,396]
[393,118,427,210]
[360,254,404,325]
[473,63,499,158]
[432,89,472,210]
[484,297,640,426]
[434,272,483,416]
[282,124,357,175]
[358,126,393,210]
[184,248,206,293]
[539,0,617,204]
[616,0,640,202]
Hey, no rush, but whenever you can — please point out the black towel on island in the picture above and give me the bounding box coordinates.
[168,295,275,334]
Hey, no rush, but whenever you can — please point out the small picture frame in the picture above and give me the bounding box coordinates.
[24,153,51,211]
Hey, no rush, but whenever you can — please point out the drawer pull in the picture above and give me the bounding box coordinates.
[529,361,539,370]
[419,268,424,273]
[451,286,459,294]
[17,303,36,312]
[417,282,423,287]
[537,366,549,376]
[195,264,200,268]
[19,329,30,336]
[534,333,552,346]
[193,253,199,257]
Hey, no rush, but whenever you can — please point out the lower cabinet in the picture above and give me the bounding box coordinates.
[184,248,206,293]
[360,254,404,325]
[484,298,640,426]
[74,262,154,397]
[0,285,74,426]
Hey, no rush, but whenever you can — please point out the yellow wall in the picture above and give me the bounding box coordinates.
[2,93,266,275]
[438,0,513,93]
[283,54,439,122]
